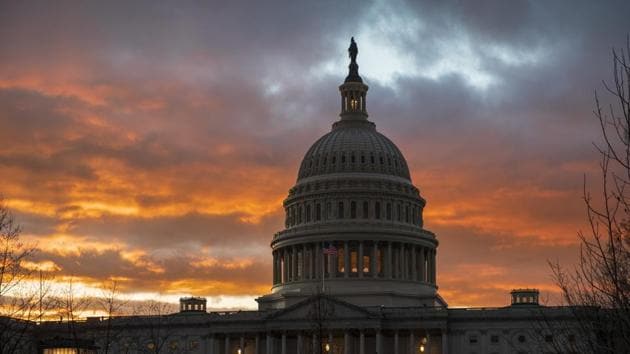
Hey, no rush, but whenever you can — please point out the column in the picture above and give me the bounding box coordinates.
[431,250,436,284]
[225,336,230,354]
[240,336,245,353]
[309,244,314,279]
[419,247,425,282]
[411,246,417,281]
[360,331,365,354]
[387,242,393,279]
[273,251,278,284]
[398,244,404,279]
[283,249,288,283]
[358,241,364,278]
[303,244,308,280]
[376,330,382,354]
[267,333,273,354]
[442,330,448,354]
[409,332,415,354]
[372,241,378,278]
[297,333,303,354]
[344,241,350,278]
[344,331,351,354]
[394,331,399,354]
[255,334,260,354]
[314,243,321,280]
[208,335,215,354]
[281,333,286,354]
[292,246,298,281]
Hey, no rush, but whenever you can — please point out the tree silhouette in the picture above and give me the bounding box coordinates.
[550,36,630,353]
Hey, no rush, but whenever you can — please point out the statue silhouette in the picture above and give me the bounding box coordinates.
[348,37,358,63]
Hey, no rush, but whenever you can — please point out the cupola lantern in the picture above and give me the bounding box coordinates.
[340,37,369,119]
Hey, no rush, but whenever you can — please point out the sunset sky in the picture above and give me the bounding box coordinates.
[1,0,629,311]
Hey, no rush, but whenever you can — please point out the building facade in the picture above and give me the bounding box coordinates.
[29,39,582,354]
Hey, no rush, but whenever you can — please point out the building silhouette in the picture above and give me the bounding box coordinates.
[31,39,582,354]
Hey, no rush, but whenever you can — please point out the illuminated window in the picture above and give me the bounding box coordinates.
[338,247,345,273]
[351,251,358,273]
[363,255,370,273]
[189,340,199,350]
[169,341,178,350]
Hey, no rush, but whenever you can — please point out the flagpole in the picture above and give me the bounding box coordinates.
[321,241,325,293]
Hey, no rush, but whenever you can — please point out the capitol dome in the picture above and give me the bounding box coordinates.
[257,38,442,310]
[297,120,411,181]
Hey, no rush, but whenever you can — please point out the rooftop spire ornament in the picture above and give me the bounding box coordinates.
[345,37,362,83]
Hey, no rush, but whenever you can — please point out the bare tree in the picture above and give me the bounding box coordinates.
[306,291,336,354]
[550,36,630,353]
[57,276,94,353]
[96,280,127,354]
[130,298,178,354]
[0,197,38,354]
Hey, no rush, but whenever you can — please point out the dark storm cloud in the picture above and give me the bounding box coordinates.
[1,0,628,306]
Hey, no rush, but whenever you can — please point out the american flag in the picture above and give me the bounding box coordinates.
[323,242,337,255]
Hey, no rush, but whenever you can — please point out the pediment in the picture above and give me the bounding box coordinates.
[268,295,376,321]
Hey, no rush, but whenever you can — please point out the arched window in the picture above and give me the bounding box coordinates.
[306,204,311,222]
[363,201,369,218]
[386,203,392,220]
[338,201,344,219]
[350,201,357,218]
[351,154,355,163]
[397,203,402,221]
[405,205,409,223]
[375,202,381,219]
[341,154,346,163]
[315,203,321,221]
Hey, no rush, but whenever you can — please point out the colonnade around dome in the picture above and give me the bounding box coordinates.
[271,241,436,286]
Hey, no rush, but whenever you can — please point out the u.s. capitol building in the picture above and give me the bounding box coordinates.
[27,39,581,354]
